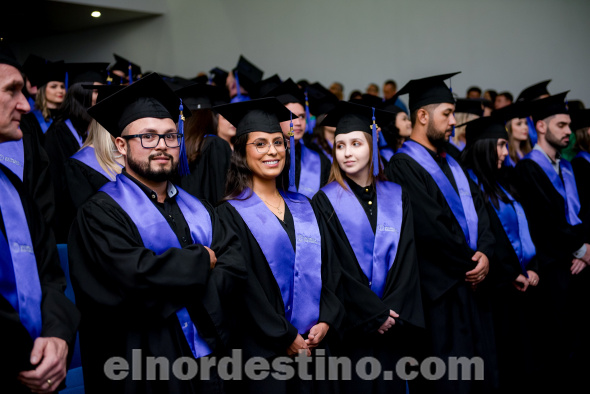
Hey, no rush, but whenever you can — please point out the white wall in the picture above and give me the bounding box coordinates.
[19,0,590,105]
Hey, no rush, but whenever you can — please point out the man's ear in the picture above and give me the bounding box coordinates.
[115,137,127,157]
[536,119,547,136]
[417,108,429,126]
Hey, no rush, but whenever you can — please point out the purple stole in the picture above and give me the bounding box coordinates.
[398,140,479,250]
[524,149,582,226]
[71,146,116,180]
[0,139,25,181]
[31,109,52,134]
[0,167,42,339]
[322,181,403,298]
[64,119,83,148]
[576,151,590,164]
[380,147,395,163]
[100,174,213,358]
[229,188,322,334]
[298,141,321,198]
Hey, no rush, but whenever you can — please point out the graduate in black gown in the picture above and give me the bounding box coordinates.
[385,73,498,394]
[514,92,590,392]
[306,82,339,162]
[570,108,590,225]
[460,115,541,394]
[312,101,424,393]
[214,98,344,393]
[68,73,245,393]
[175,83,232,205]
[266,79,332,198]
[1,44,79,394]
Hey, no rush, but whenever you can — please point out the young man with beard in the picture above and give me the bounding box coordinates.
[68,73,245,394]
[514,92,590,392]
[1,42,80,394]
[385,73,498,394]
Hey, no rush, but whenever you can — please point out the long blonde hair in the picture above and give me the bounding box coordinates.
[506,119,532,164]
[452,112,479,146]
[80,119,122,180]
[34,85,51,120]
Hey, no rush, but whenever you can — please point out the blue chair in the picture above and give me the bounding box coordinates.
[57,244,84,394]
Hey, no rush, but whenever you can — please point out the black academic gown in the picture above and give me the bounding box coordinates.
[19,109,59,145]
[514,157,590,392]
[64,155,114,209]
[295,141,331,193]
[43,120,84,243]
[312,179,424,394]
[0,164,80,393]
[68,171,246,394]
[572,155,590,233]
[216,197,345,394]
[386,148,498,394]
[181,135,232,206]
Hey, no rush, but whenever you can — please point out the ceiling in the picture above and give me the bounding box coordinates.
[1,1,162,41]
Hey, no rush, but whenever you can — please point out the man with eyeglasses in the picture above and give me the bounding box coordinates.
[68,73,245,393]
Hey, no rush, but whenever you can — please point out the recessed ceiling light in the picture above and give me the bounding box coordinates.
[91,11,101,18]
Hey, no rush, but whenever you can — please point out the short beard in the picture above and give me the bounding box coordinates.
[127,148,177,182]
[426,118,448,150]
[545,126,568,150]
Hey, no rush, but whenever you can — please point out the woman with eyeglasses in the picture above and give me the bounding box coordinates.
[460,115,540,394]
[311,101,424,394]
[215,98,344,394]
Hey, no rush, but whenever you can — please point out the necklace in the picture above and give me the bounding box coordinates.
[262,193,283,216]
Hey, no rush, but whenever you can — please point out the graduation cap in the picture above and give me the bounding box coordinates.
[22,54,47,86]
[516,80,551,102]
[87,73,192,176]
[191,74,209,85]
[464,116,508,149]
[209,67,228,87]
[0,38,22,70]
[251,74,282,99]
[65,62,110,87]
[349,93,384,109]
[82,84,125,103]
[41,60,66,86]
[110,53,142,83]
[320,100,397,176]
[396,72,460,113]
[160,74,193,91]
[175,83,230,111]
[382,97,406,115]
[491,100,532,123]
[232,55,264,94]
[454,99,484,116]
[265,78,305,106]
[214,97,296,189]
[297,79,310,89]
[570,108,590,132]
[307,82,339,116]
[530,91,569,123]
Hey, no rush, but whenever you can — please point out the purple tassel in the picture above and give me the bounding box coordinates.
[128,63,133,84]
[288,113,296,192]
[372,107,379,177]
[305,89,312,134]
[235,71,243,101]
[178,99,190,177]
[65,71,69,90]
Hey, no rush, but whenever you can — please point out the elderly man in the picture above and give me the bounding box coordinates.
[1,42,79,393]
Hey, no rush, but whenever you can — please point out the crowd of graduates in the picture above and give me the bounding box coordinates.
[1,42,590,394]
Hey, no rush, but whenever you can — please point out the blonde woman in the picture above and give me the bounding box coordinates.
[493,101,533,167]
[450,99,483,151]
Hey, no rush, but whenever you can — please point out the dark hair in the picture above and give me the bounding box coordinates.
[57,82,93,138]
[223,132,290,200]
[309,114,333,157]
[183,109,218,163]
[497,91,513,102]
[384,80,397,89]
[467,86,482,95]
[460,138,519,208]
[574,127,590,153]
[381,116,404,152]
[349,90,362,101]
[485,89,498,103]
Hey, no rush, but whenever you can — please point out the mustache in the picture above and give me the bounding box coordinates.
[149,152,174,161]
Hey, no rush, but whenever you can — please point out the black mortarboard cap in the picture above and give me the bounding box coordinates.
[209,67,228,87]
[87,72,191,138]
[491,100,532,123]
[530,91,569,123]
[0,39,22,71]
[82,84,126,103]
[232,55,263,93]
[297,79,310,89]
[175,83,230,111]
[454,99,484,116]
[213,97,293,137]
[251,74,282,99]
[22,54,47,86]
[191,74,209,85]
[42,60,66,85]
[382,97,406,115]
[320,100,397,135]
[349,93,384,109]
[66,62,110,85]
[396,72,460,112]
[265,78,305,106]
[516,80,551,102]
[464,116,508,149]
[110,53,142,80]
[570,108,590,132]
[307,82,339,116]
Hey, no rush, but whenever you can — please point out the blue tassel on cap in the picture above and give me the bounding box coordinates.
[449,78,455,137]
[177,99,190,177]
[65,71,69,90]
[235,71,244,102]
[106,70,112,85]
[304,89,312,134]
[128,63,133,84]
[288,112,297,192]
[372,107,379,177]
